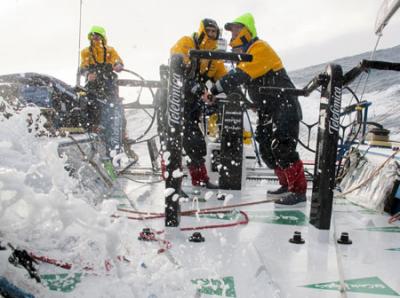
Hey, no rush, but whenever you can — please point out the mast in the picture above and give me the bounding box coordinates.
[375,0,400,35]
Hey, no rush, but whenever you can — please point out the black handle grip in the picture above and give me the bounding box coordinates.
[189,50,253,62]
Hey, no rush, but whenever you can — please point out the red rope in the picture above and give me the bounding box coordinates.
[116,197,276,220]
[134,210,249,234]
[30,254,72,270]
[29,209,249,269]
[30,253,129,271]
[179,210,249,231]
[137,210,249,254]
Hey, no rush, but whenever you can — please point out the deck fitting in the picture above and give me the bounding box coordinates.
[189,232,205,243]
[337,232,352,245]
[289,231,305,244]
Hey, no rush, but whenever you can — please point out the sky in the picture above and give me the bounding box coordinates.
[1,0,400,85]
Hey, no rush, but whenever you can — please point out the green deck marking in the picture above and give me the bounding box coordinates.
[386,248,400,252]
[361,226,400,233]
[333,199,351,205]
[359,209,379,215]
[246,210,307,226]
[41,273,83,293]
[192,276,236,297]
[302,276,400,296]
[201,210,306,225]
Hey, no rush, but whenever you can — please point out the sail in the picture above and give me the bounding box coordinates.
[375,0,400,35]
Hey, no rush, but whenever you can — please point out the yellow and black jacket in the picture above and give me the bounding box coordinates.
[80,39,123,72]
[170,20,227,120]
[170,20,227,84]
[80,39,123,98]
[212,33,301,121]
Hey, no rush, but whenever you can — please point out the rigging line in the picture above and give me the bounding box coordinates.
[344,34,382,126]
[359,34,383,102]
[121,69,157,144]
[119,174,163,184]
[142,108,152,118]
[76,0,83,86]
[123,185,183,268]
[339,86,360,127]
[68,135,114,188]
[337,148,400,197]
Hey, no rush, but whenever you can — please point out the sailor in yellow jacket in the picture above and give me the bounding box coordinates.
[80,26,123,83]
[80,26,124,159]
[208,13,307,206]
[170,19,227,189]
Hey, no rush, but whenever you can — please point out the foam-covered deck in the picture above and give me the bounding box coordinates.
[113,174,400,297]
[1,136,399,297]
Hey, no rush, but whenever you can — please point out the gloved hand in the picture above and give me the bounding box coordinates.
[201,90,217,105]
[87,72,97,81]
[185,80,205,97]
[113,63,124,72]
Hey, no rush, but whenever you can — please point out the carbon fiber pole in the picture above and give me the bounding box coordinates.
[219,93,244,190]
[309,64,343,230]
[164,55,185,227]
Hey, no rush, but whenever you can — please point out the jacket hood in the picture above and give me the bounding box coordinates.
[229,26,253,49]
[194,19,219,50]
[88,25,107,42]
[225,13,257,37]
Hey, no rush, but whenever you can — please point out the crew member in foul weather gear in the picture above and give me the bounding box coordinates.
[80,25,124,158]
[208,13,307,206]
[169,18,228,189]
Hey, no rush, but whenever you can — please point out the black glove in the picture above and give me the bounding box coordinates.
[185,79,205,97]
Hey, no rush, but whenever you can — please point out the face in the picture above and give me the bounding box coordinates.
[205,26,218,40]
[90,33,102,41]
[230,24,244,40]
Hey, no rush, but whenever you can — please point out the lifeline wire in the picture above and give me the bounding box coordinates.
[76,0,83,86]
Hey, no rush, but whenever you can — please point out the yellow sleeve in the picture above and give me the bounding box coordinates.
[237,40,283,79]
[108,47,123,66]
[211,60,228,81]
[80,48,90,69]
[170,36,195,64]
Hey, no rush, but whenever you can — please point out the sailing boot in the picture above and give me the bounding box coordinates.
[267,167,289,197]
[199,163,219,189]
[275,160,307,207]
[189,163,218,189]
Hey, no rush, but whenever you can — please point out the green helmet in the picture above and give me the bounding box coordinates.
[88,25,106,40]
[225,13,257,37]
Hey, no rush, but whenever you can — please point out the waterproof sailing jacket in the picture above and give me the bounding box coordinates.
[80,39,123,72]
[170,20,227,83]
[212,38,302,121]
[80,39,123,99]
[170,19,228,122]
